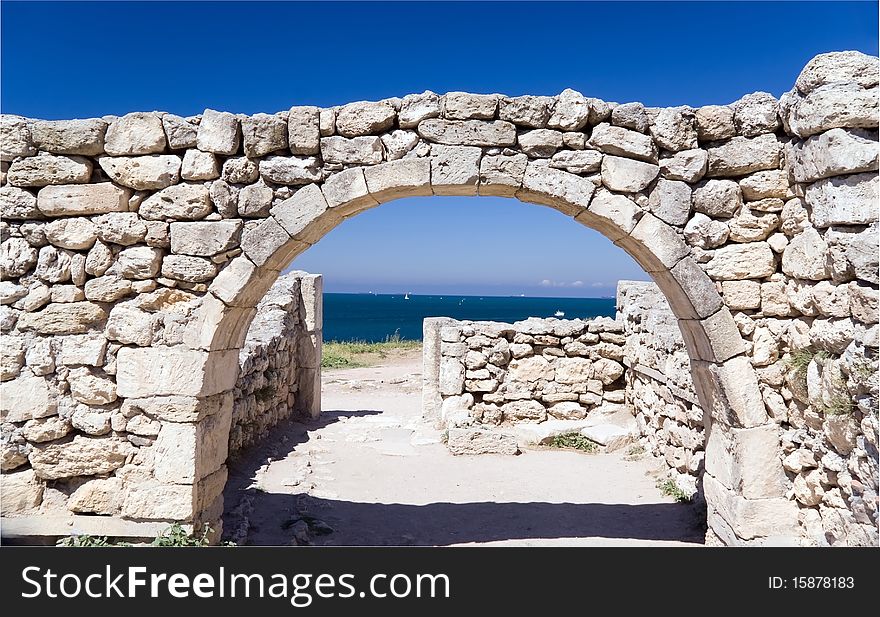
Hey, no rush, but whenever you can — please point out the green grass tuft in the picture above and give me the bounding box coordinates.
[656,478,691,503]
[548,432,598,453]
[321,333,421,369]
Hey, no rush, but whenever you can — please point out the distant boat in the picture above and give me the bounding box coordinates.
[554,310,565,317]
[404,292,411,300]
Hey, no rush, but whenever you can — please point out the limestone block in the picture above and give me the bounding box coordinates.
[116,246,162,279]
[647,178,691,226]
[695,105,736,142]
[417,119,516,147]
[104,112,166,155]
[600,155,659,192]
[45,217,97,250]
[37,182,131,216]
[196,109,241,155]
[154,403,232,483]
[627,213,689,272]
[517,129,563,158]
[659,148,707,183]
[16,301,107,334]
[399,91,441,128]
[549,150,602,175]
[170,220,242,256]
[787,128,878,183]
[501,399,547,422]
[649,107,698,152]
[804,172,878,228]
[221,156,259,184]
[781,227,829,280]
[548,89,590,131]
[518,163,595,215]
[782,83,878,138]
[270,184,335,243]
[364,158,431,202]
[322,167,378,215]
[732,92,779,137]
[180,149,220,181]
[478,153,528,197]
[32,118,107,156]
[335,101,396,137]
[97,154,181,190]
[0,374,55,423]
[705,134,781,177]
[0,115,36,160]
[29,435,133,480]
[140,183,212,220]
[68,477,122,515]
[161,254,218,283]
[381,130,419,161]
[589,123,657,162]
[499,95,552,128]
[116,347,239,397]
[705,423,786,499]
[431,145,481,195]
[0,468,43,514]
[0,186,40,219]
[443,92,498,121]
[320,136,383,165]
[447,428,518,455]
[610,102,647,133]
[83,275,133,302]
[705,243,776,280]
[693,179,742,218]
[691,356,768,428]
[240,217,306,270]
[287,106,321,155]
[0,237,38,278]
[162,114,198,150]
[241,113,288,157]
[259,155,321,185]
[8,153,92,187]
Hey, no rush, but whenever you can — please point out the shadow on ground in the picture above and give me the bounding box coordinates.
[223,411,705,546]
[246,493,706,546]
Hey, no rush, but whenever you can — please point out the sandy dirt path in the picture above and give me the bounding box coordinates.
[222,350,705,546]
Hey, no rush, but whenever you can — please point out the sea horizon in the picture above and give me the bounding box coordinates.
[321,292,618,342]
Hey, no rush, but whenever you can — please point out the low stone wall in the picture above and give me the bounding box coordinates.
[619,281,706,498]
[229,271,321,454]
[427,317,627,427]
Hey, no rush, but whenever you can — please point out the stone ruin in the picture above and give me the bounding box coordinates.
[0,50,877,545]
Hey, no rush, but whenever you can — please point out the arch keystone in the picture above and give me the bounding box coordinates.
[364,158,431,202]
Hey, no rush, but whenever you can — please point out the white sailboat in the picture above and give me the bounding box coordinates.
[554,310,565,317]
[404,292,411,300]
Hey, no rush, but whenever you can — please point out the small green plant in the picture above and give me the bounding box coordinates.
[820,391,854,416]
[58,524,213,547]
[548,432,598,453]
[785,347,831,395]
[657,478,691,503]
[150,523,211,547]
[624,444,646,460]
[57,535,115,547]
[440,429,449,444]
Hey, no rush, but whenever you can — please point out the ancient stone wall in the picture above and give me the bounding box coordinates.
[230,271,321,454]
[429,316,627,427]
[0,50,876,545]
[618,281,705,499]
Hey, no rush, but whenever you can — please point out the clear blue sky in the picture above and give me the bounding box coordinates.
[3,2,877,297]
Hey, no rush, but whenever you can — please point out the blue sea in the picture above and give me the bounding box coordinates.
[322,293,617,342]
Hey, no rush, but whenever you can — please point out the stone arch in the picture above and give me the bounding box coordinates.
[2,51,876,546]
[194,156,789,545]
